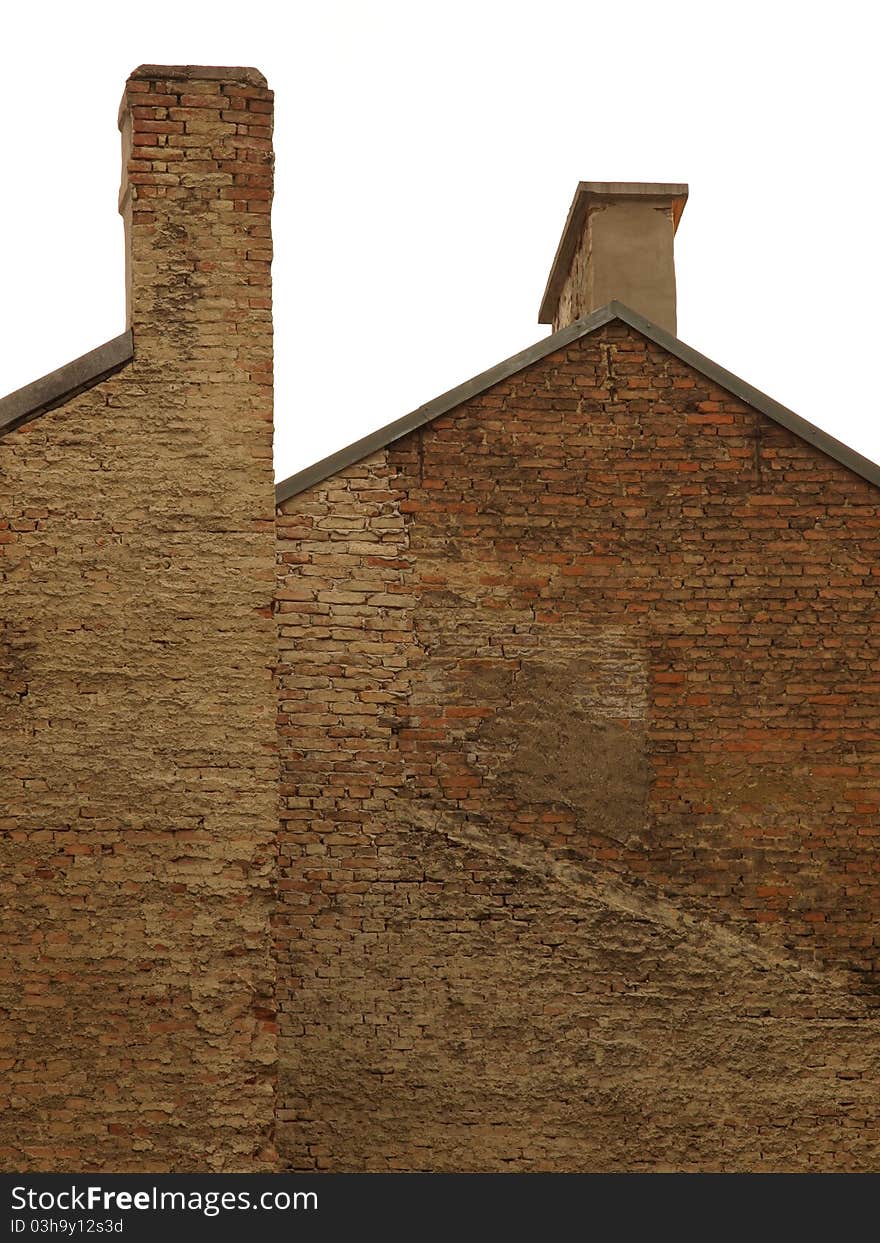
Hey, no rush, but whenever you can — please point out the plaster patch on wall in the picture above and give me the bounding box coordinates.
[475,643,648,846]
[412,621,649,846]
[485,691,646,846]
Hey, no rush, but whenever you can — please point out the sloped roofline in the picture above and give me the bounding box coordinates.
[275,302,880,505]
[0,331,134,438]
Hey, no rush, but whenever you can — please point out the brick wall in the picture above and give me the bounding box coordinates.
[0,66,278,1171]
[275,320,880,1169]
[5,64,879,1172]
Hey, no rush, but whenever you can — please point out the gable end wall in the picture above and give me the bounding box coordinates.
[275,321,880,1170]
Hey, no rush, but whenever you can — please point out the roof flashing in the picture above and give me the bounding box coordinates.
[0,331,134,438]
[275,303,880,504]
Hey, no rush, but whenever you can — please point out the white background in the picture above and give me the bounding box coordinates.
[2,0,877,483]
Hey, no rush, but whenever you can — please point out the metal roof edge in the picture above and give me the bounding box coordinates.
[275,302,880,506]
[609,301,880,491]
[275,305,619,505]
[0,330,135,439]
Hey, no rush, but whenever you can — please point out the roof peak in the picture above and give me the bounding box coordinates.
[275,302,880,505]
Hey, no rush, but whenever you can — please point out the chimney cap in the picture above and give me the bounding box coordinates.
[127,64,268,86]
[538,181,688,326]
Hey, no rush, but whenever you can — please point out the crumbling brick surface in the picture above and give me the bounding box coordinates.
[275,321,880,1170]
[6,67,880,1171]
[0,66,278,1172]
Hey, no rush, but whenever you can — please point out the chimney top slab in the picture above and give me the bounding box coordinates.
[128,64,268,86]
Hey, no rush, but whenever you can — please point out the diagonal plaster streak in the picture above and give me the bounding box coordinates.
[404,801,859,1001]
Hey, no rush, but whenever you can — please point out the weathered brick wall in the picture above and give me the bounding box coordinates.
[275,320,880,1170]
[0,66,278,1171]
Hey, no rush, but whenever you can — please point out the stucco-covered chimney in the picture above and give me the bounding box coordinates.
[538,182,688,335]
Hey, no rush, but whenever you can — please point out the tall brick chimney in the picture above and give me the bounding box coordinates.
[102,66,279,1167]
[118,64,274,419]
[538,182,688,335]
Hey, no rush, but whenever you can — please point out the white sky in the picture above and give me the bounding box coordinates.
[2,1,878,484]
